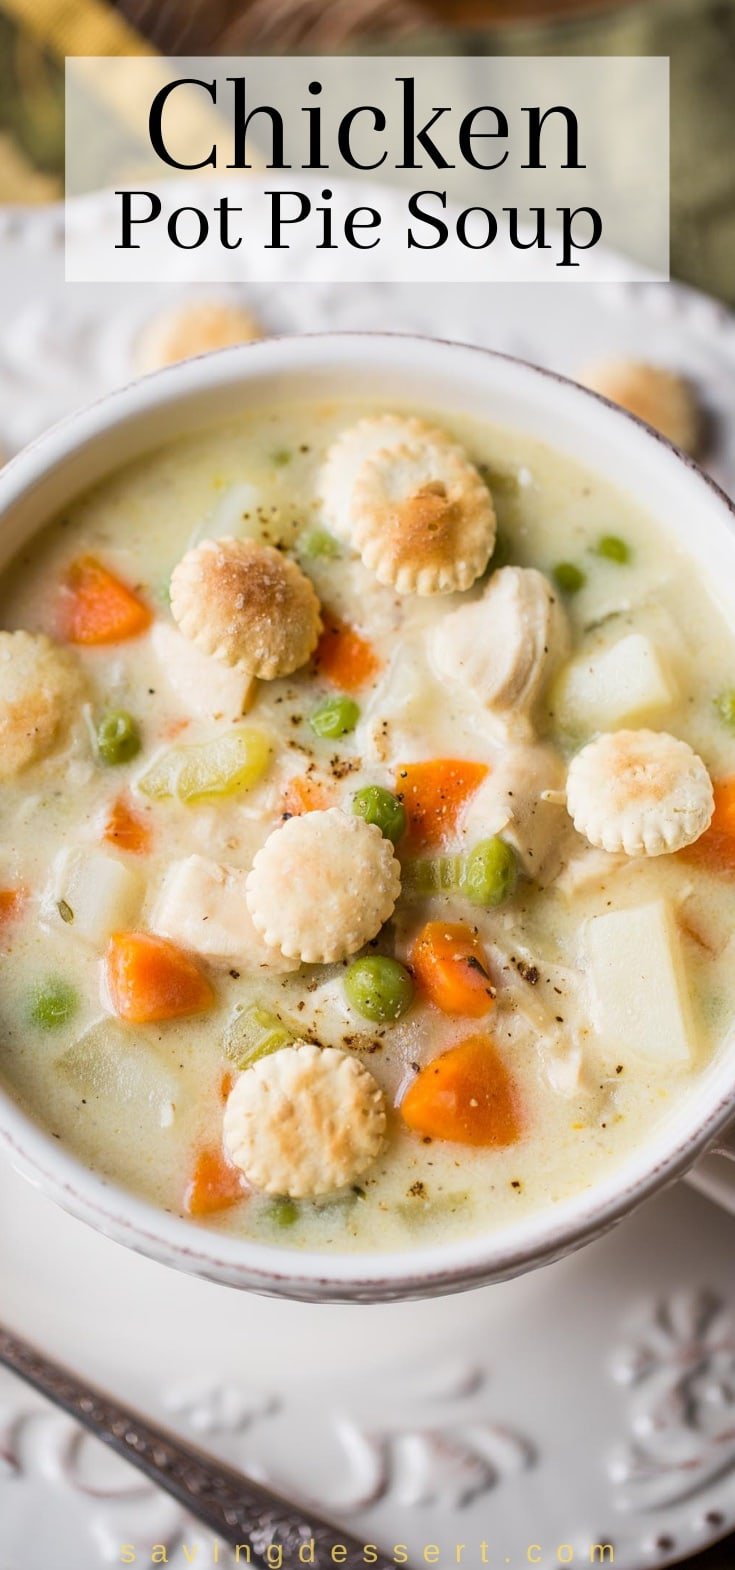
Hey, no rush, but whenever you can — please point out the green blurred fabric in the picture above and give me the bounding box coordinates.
[0,0,734,298]
[443,0,735,306]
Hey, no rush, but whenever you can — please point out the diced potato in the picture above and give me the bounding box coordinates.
[585,899,695,1067]
[57,1020,179,1127]
[552,633,677,733]
[151,622,255,722]
[48,847,142,945]
[138,725,271,804]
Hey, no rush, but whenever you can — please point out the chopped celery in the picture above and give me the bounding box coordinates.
[224,1002,296,1069]
[404,839,517,907]
[138,725,271,804]
[403,854,464,896]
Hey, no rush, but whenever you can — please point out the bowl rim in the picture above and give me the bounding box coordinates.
[1,328,735,1301]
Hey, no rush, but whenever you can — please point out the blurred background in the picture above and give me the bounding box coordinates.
[1,2,735,1568]
[2,0,735,303]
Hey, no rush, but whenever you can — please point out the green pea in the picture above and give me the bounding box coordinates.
[298,528,341,560]
[29,978,77,1031]
[352,785,406,845]
[714,690,735,730]
[553,561,586,595]
[269,1197,299,1228]
[344,955,414,1023]
[97,709,141,766]
[594,534,631,564]
[461,838,517,907]
[309,695,359,739]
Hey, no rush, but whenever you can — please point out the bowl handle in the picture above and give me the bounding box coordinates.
[687,1121,735,1214]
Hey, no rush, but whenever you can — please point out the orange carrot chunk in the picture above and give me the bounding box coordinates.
[103,797,152,855]
[59,556,151,645]
[412,921,495,1017]
[281,773,335,817]
[401,1034,521,1147]
[105,932,214,1023]
[683,779,735,873]
[0,888,22,926]
[396,759,489,850]
[184,1146,244,1217]
[314,613,381,692]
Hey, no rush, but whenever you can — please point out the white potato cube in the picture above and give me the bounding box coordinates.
[58,1020,179,1128]
[151,621,255,723]
[151,854,294,972]
[49,847,142,946]
[553,633,676,733]
[585,899,695,1067]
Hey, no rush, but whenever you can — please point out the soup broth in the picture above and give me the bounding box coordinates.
[0,399,733,1253]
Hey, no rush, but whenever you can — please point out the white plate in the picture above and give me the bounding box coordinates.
[1,195,735,1569]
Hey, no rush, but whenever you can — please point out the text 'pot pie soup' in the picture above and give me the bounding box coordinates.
[0,403,733,1253]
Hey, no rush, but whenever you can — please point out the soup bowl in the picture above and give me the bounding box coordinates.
[0,331,734,1303]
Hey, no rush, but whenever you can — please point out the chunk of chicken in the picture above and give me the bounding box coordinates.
[150,854,298,972]
[429,567,570,736]
[461,742,572,885]
[151,621,255,722]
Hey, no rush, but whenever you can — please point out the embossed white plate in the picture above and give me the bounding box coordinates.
[1,195,735,1569]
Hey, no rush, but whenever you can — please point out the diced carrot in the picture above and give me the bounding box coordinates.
[396,759,489,850]
[314,612,381,692]
[164,717,191,741]
[412,921,495,1017]
[400,1034,521,1147]
[103,798,152,855]
[184,1146,244,1217]
[58,556,151,645]
[281,773,335,816]
[0,888,22,926]
[105,932,215,1023]
[683,779,735,873]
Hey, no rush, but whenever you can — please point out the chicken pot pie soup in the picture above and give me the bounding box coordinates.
[0,397,733,1257]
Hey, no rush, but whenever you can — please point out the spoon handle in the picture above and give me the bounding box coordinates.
[0,1322,391,1568]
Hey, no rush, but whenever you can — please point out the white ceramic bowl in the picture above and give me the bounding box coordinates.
[1,332,734,1303]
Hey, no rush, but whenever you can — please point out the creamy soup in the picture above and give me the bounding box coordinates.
[0,400,733,1254]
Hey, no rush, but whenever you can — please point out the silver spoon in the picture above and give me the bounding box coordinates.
[0,1321,394,1568]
